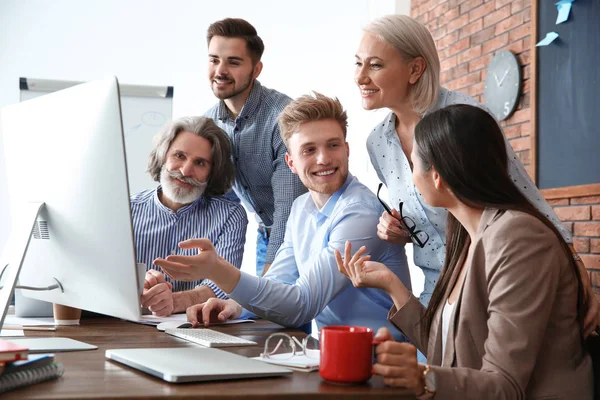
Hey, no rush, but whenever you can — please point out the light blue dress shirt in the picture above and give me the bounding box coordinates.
[229,175,412,339]
[367,87,572,306]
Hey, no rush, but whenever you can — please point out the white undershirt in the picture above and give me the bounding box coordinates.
[441,300,455,363]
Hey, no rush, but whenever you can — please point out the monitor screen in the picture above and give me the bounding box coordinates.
[0,77,141,322]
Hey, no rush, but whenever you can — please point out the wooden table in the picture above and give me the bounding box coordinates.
[4,316,415,399]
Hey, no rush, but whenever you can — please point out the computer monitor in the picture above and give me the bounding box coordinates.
[0,77,142,324]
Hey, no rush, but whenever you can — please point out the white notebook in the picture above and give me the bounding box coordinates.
[106,347,293,383]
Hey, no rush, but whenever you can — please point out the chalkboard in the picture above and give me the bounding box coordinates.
[20,77,173,195]
[536,0,600,192]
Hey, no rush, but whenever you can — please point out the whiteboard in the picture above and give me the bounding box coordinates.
[19,77,173,195]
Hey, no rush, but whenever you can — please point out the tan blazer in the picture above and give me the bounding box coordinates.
[390,208,593,399]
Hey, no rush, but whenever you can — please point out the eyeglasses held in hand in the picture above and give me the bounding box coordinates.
[261,333,319,360]
[376,183,430,248]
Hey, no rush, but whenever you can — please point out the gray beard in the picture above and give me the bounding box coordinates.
[159,169,207,205]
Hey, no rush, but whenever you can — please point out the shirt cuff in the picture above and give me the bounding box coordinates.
[228,272,261,305]
[197,280,228,300]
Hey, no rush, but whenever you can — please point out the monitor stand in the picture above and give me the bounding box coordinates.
[1,202,96,352]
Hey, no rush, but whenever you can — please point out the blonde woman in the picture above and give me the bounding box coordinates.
[355,15,598,331]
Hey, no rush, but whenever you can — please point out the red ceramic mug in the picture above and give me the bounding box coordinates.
[319,326,379,383]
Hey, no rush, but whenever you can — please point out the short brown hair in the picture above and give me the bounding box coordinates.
[206,18,264,64]
[278,92,348,148]
[147,116,235,197]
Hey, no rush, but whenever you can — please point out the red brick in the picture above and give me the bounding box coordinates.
[503,124,521,139]
[522,65,531,80]
[431,2,450,18]
[592,271,600,286]
[512,0,531,13]
[574,237,591,253]
[471,26,496,45]
[591,239,600,254]
[524,164,534,180]
[592,206,600,220]
[431,26,447,41]
[482,33,509,55]
[548,199,569,206]
[483,4,511,27]
[460,0,484,14]
[507,108,530,124]
[571,196,600,205]
[520,123,530,135]
[457,45,483,64]
[469,81,485,96]
[459,19,484,39]
[519,92,531,108]
[440,7,461,25]
[469,2,496,22]
[455,71,481,89]
[509,23,530,43]
[468,53,493,72]
[574,222,600,237]
[438,31,460,50]
[441,56,458,71]
[581,255,600,271]
[522,79,530,94]
[517,50,531,65]
[447,14,470,34]
[518,149,530,165]
[495,0,514,8]
[449,37,471,55]
[508,136,529,152]
[494,11,526,35]
[563,222,574,233]
[554,206,591,221]
[501,39,525,56]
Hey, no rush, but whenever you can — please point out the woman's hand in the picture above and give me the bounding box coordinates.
[378,210,412,245]
[373,327,425,395]
[334,241,396,292]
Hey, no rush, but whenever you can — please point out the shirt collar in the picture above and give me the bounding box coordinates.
[304,174,354,224]
[153,186,205,215]
[215,80,263,122]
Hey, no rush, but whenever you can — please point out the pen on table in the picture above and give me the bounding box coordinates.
[2,325,57,331]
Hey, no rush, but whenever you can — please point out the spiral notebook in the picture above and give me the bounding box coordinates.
[0,354,64,393]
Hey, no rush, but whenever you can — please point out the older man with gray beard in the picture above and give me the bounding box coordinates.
[132,116,247,317]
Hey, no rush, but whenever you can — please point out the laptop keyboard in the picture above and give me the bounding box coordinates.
[165,328,258,348]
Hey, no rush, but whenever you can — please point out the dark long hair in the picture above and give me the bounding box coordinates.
[415,104,584,339]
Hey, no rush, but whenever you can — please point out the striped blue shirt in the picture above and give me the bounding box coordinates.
[130,188,248,299]
[205,80,308,264]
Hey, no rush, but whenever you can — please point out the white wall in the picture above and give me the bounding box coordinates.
[0,0,421,294]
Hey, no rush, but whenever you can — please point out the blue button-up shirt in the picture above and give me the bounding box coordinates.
[367,87,572,306]
[130,188,248,299]
[205,81,308,264]
[229,175,411,338]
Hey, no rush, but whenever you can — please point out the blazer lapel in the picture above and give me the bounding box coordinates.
[438,208,502,367]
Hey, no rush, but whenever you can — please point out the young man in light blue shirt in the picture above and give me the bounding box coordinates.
[155,93,411,337]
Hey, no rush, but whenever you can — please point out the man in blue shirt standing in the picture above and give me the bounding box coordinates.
[203,18,307,277]
[136,116,247,317]
[156,94,411,337]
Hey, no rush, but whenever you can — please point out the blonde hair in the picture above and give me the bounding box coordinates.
[278,92,348,147]
[364,15,440,115]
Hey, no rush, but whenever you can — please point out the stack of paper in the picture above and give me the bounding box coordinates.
[252,352,320,373]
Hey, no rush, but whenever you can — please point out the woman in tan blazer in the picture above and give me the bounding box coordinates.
[336,104,594,399]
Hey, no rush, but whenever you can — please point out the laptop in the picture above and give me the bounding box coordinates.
[105,347,294,383]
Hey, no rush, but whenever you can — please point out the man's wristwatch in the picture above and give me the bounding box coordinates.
[418,364,437,399]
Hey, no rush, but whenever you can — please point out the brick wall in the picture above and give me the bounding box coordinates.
[410,0,600,296]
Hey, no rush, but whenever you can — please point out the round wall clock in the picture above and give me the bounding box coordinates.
[483,50,522,121]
